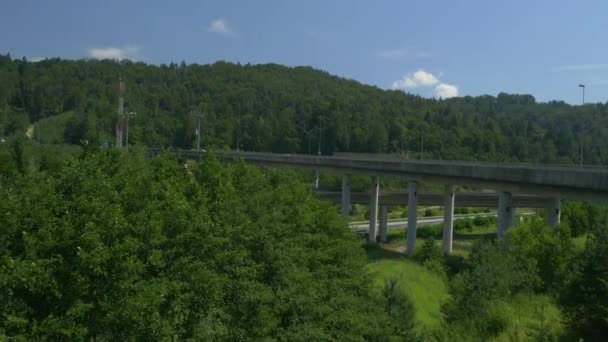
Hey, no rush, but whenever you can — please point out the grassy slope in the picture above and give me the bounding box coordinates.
[364,243,567,340]
[492,294,565,341]
[364,245,449,330]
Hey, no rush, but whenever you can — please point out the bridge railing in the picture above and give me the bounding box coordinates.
[147,148,608,172]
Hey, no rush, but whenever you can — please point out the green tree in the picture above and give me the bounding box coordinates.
[506,219,575,292]
[561,218,608,339]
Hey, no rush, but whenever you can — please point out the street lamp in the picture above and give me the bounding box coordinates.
[579,84,585,104]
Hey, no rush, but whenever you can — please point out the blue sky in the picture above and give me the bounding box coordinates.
[2,0,608,103]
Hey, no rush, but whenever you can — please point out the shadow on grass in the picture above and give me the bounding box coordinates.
[363,243,406,262]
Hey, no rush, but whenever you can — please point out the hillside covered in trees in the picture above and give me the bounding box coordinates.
[2,55,608,340]
[1,54,607,165]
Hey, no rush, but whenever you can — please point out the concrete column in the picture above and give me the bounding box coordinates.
[380,205,389,243]
[368,176,380,243]
[341,174,351,216]
[547,197,561,228]
[442,185,455,255]
[407,181,418,255]
[313,169,320,189]
[497,191,513,238]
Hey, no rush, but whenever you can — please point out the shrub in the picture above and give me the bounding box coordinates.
[417,224,443,239]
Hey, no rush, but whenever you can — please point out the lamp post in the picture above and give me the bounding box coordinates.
[579,84,585,104]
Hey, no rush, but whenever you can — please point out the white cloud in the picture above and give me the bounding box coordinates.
[88,46,139,60]
[30,57,44,62]
[392,69,459,98]
[208,18,234,36]
[434,83,459,98]
[392,70,439,89]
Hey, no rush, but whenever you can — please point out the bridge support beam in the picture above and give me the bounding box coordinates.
[442,185,455,255]
[341,174,351,216]
[407,181,418,255]
[380,205,389,243]
[498,191,514,238]
[547,197,561,228]
[368,176,380,243]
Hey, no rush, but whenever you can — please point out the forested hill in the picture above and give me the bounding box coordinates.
[1,54,607,164]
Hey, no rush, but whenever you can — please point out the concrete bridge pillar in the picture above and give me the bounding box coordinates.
[380,205,389,243]
[442,185,455,255]
[341,174,351,216]
[497,191,514,238]
[547,197,561,228]
[368,176,380,243]
[407,181,418,255]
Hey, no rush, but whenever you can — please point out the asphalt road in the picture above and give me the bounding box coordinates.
[349,212,534,232]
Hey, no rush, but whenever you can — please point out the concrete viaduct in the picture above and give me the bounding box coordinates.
[149,148,608,255]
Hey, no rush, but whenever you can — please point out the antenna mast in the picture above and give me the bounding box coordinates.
[116,78,125,148]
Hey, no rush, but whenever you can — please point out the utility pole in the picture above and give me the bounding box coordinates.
[125,111,136,148]
[115,78,125,148]
[193,110,205,150]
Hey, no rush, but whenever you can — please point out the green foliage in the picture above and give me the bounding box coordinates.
[416,224,443,239]
[382,278,421,341]
[0,149,390,340]
[444,240,540,337]
[562,200,608,236]
[414,237,443,263]
[505,219,575,292]
[424,207,438,217]
[367,259,449,331]
[561,216,608,339]
[0,55,607,165]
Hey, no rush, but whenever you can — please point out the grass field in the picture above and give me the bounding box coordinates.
[364,245,450,330]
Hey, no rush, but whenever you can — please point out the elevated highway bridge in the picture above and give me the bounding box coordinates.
[149,148,608,255]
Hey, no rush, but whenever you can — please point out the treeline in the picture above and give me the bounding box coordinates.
[1,54,607,164]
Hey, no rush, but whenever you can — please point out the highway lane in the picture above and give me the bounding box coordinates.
[349,211,535,232]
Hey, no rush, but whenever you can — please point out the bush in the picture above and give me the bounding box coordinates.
[424,207,438,217]
[414,237,442,263]
[454,218,473,232]
[417,224,443,239]
[382,278,422,341]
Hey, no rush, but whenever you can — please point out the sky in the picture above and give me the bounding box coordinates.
[2,0,608,103]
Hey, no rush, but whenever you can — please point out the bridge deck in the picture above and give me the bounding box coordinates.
[148,149,608,204]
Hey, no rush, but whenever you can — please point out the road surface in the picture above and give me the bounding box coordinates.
[349,211,534,232]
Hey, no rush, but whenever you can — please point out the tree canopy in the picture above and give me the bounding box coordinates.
[0,148,396,340]
[1,55,607,165]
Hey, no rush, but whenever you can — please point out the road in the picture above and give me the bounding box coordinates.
[349,211,535,232]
